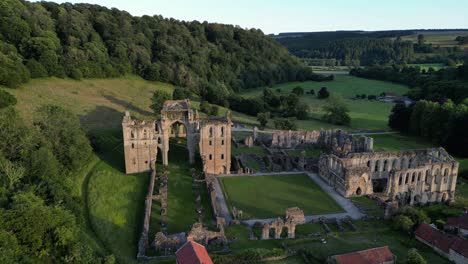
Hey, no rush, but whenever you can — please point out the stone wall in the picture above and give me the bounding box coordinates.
[270,129,373,156]
[137,167,156,260]
[319,147,459,206]
[199,115,232,175]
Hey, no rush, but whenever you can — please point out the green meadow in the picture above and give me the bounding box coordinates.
[240,74,409,131]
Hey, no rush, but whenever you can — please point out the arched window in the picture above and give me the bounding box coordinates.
[367,161,370,167]
[375,160,380,172]
[209,140,212,146]
[221,154,224,160]
[131,130,135,138]
[383,160,388,171]
[209,154,212,160]
[143,129,147,138]
[412,172,415,182]
[444,168,449,177]
[405,173,409,184]
[158,138,161,144]
[221,140,224,145]
[418,172,421,181]
[399,174,402,185]
[209,127,213,137]
[132,143,135,149]
[221,126,224,137]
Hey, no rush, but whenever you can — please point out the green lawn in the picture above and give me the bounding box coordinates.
[290,230,449,264]
[371,133,435,151]
[232,145,267,156]
[286,148,322,157]
[240,74,409,131]
[219,174,344,219]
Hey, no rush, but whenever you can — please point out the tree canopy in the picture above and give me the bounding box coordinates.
[0,0,316,95]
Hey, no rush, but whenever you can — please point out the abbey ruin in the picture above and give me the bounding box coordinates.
[268,129,458,206]
[122,99,231,175]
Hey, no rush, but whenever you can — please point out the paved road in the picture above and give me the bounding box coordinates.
[238,172,365,226]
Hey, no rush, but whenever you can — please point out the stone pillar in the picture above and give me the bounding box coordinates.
[274,226,282,239]
[162,135,169,165]
[253,126,258,141]
[261,224,270,240]
[287,224,296,238]
[187,132,196,164]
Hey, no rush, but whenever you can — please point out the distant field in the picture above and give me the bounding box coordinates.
[219,174,344,219]
[399,30,468,48]
[241,74,409,131]
[407,63,445,71]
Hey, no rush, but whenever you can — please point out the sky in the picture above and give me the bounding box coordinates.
[31,0,468,34]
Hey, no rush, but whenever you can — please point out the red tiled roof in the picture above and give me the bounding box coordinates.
[446,214,468,230]
[332,246,394,264]
[414,224,457,254]
[451,238,468,258]
[175,240,213,264]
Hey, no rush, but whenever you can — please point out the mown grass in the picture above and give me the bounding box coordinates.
[241,74,409,131]
[289,230,449,264]
[219,174,344,219]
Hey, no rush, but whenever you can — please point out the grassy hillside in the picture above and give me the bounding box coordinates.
[241,74,409,131]
[3,75,259,130]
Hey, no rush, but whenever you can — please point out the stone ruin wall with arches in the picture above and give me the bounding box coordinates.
[269,128,458,207]
[318,147,459,206]
[122,99,231,175]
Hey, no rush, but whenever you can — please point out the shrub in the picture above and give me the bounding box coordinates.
[405,248,426,264]
[0,90,17,109]
[317,87,330,99]
[393,215,414,232]
[172,87,191,100]
[26,59,48,78]
[291,86,304,96]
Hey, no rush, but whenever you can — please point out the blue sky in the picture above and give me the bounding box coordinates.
[31,0,468,34]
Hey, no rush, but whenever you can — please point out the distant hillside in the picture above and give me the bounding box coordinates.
[274,29,468,66]
[0,0,315,95]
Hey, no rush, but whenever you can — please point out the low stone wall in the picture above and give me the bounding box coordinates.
[137,167,157,260]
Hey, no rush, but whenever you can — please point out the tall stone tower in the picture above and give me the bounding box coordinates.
[122,111,161,174]
[198,113,232,175]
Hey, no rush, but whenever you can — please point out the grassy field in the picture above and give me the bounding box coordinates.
[407,63,445,71]
[86,129,151,263]
[2,75,259,130]
[289,230,449,264]
[219,174,344,219]
[241,74,409,131]
[399,30,468,48]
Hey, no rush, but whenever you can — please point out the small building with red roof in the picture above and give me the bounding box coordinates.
[415,223,468,264]
[328,246,395,264]
[446,213,468,238]
[175,238,213,264]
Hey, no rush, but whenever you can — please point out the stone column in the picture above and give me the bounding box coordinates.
[287,224,296,239]
[261,225,270,240]
[274,226,282,239]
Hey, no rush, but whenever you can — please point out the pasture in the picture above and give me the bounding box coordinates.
[241,74,409,131]
[398,30,468,48]
[219,174,344,219]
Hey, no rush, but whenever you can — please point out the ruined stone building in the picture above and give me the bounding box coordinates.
[319,147,458,206]
[271,129,373,156]
[269,128,458,206]
[122,99,232,175]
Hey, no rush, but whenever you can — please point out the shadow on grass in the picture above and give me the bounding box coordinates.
[103,95,153,116]
[80,105,124,131]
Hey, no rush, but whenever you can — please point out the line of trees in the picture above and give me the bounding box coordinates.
[0,0,317,97]
[389,100,468,157]
[350,64,468,103]
[0,102,114,262]
[277,31,415,66]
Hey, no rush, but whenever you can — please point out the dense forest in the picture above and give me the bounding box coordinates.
[276,30,467,66]
[276,31,415,66]
[350,64,468,103]
[0,0,317,96]
[0,102,115,262]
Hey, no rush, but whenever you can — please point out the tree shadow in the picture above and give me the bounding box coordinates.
[103,95,153,116]
[80,106,127,173]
